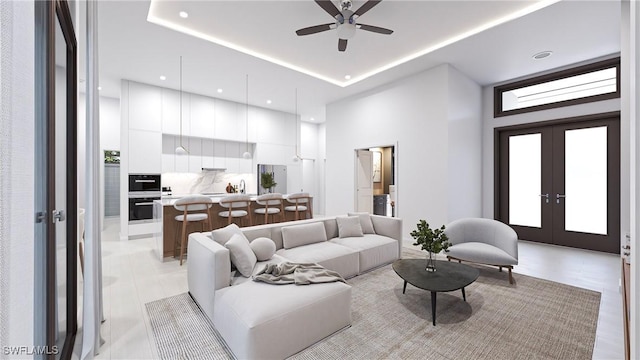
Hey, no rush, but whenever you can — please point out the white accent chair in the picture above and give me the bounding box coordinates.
[253,193,284,224]
[218,194,252,227]
[444,218,519,284]
[174,195,214,266]
[284,192,312,220]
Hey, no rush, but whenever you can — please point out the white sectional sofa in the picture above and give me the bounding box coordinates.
[187,214,403,359]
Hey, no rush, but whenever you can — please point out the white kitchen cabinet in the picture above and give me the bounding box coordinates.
[128,82,162,132]
[215,99,239,142]
[161,88,179,135]
[190,94,215,138]
[161,134,176,172]
[129,129,162,173]
[188,138,203,173]
[201,139,214,169]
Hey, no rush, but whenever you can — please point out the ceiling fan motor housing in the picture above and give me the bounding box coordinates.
[337,9,356,39]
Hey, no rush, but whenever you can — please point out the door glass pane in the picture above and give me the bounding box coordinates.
[565,127,607,234]
[509,133,541,227]
[54,14,67,350]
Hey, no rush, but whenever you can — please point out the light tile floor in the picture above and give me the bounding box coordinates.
[75,218,623,359]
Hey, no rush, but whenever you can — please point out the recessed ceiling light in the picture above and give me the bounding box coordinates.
[310,117,315,121]
[532,51,553,60]
[217,88,223,93]
[97,86,102,91]
[344,75,351,80]
[159,75,166,80]
[179,11,189,18]
[266,100,272,104]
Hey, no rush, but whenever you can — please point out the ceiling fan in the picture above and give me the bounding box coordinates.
[296,0,394,52]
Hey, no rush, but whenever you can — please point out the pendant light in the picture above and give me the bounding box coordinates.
[175,55,188,155]
[292,88,301,162]
[242,74,252,159]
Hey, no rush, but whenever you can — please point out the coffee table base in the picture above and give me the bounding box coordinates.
[402,280,468,326]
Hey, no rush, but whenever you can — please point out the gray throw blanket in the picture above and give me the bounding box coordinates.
[252,262,346,285]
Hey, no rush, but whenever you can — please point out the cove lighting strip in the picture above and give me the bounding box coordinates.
[147,0,561,88]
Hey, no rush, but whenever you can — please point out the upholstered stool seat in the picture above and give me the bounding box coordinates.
[284,192,312,220]
[254,193,284,224]
[174,195,213,266]
[219,195,252,226]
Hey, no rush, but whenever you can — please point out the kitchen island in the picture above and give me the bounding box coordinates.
[153,193,313,259]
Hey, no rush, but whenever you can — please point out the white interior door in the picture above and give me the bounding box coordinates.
[356,150,373,213]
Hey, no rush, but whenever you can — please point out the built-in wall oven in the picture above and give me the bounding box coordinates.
[128,174,161,223]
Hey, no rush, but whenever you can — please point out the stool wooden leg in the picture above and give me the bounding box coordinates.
[179,221,188,266]
[508,267,514,284]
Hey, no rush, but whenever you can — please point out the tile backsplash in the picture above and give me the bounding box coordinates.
[162,171,256,196]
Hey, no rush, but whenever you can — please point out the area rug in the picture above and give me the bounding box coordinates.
[146,248,600,360]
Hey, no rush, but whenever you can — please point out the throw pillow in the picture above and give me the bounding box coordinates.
[211,223,242,245]
[337,216,364,238]
[347,212,375,234]
[281,222,328,249]
[225,233,257,277]
[250,237,276,261]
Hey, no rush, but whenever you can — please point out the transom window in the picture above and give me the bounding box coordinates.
[494,57,620,117]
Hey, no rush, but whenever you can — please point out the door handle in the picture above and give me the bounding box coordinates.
[52,210,66,223]
[539,193,549,203]
[556,193,566,204]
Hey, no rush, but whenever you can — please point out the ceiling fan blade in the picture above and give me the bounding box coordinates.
[315,0,341,18]
[353,0,382,17]
[358,23,393,35]
[338,38,348,52]
[296,23,334,36]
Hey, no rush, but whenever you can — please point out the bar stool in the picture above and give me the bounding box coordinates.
[218,194,252,226]
[254,193,285,224]
[174,195,213,266]
[284,192,312,220]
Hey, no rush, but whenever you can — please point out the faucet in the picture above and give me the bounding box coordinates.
[239,179,246,194]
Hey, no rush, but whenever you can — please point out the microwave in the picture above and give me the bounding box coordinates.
[129,174,161,193]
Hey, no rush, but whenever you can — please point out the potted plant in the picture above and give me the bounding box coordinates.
[260,172,277,193]
[410,220,451,272]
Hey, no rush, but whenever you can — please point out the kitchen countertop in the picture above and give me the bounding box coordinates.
[155,193,307,206]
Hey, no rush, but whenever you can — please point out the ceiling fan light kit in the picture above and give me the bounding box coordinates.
[296,0,393,52]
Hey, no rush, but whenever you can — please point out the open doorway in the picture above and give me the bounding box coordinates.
[354,145,396,216]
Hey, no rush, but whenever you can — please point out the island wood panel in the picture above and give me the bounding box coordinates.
[162,198,313,258]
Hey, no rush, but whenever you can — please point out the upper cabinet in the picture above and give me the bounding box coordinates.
[190,94,215,138]
[128,82,162,132]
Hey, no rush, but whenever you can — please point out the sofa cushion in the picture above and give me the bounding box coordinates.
[348,212,375,234]
[447,242,518,266]
[276,242,359,279]
[330,234,399,273]
[250,237,276,261]
[212,223,243,245]
[225,233,257,277]
[213,280,352,360]
[231,254,287,286]
[337,216,364,238]
[281,222,327,249]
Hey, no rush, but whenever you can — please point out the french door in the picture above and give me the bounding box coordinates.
[497,115,620,253]
[35,0,78,358]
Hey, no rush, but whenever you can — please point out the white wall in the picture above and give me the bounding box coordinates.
[447,67,483,221]
[325,64,482,236]
[0,0,35,352]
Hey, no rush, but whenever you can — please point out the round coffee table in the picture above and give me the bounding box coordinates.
[392,259,479,326]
